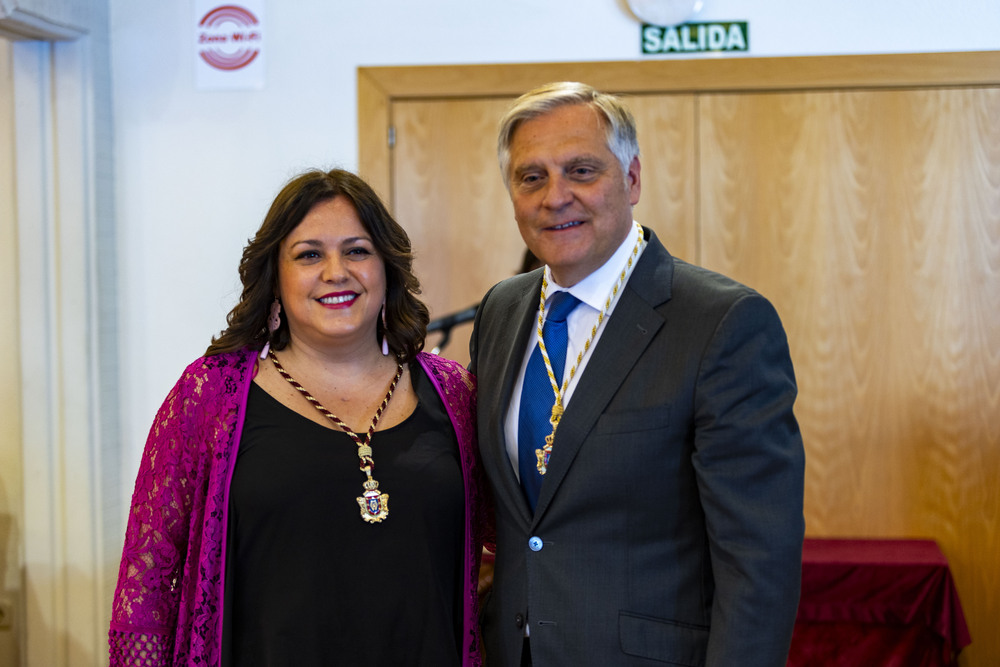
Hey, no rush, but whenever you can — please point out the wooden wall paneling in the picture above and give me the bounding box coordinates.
[699,85,1000,665]
[358,52,1000,666]
[356,70,391,201]
[391,97,519,366]
[358,52,1000,202]
[699,90,904,534]
[900,88,1000,662]
[627,94,699,263]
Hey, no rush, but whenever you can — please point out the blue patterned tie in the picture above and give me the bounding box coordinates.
[518,291,581,510]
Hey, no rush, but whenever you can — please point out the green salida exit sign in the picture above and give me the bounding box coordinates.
[642,21,749,54]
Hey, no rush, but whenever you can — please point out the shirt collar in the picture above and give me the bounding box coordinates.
[545,221,644,311]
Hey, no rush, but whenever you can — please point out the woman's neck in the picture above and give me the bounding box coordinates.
[280,334,396,376]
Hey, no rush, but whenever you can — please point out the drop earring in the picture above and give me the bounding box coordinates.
[260,298,282,359]
[381,301,390,356]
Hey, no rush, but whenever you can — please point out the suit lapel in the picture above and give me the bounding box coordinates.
[531,233,674,522]
[481,273,542,525]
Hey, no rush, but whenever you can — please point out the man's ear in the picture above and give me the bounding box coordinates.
[627,156,641,206]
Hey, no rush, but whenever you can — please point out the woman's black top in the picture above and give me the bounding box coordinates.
[222,362,464,666]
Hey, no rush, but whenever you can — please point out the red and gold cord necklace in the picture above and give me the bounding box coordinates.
[269,349,402,523]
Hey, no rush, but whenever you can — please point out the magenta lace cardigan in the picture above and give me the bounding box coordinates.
[109,348,491,666]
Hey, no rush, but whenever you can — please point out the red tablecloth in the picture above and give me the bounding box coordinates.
[788,538,971,667]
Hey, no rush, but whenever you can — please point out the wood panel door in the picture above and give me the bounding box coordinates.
[391,97,519,365]
[359,53,1000,666]
[698,89,1000,654]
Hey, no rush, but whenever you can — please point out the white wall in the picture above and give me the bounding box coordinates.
[109,0,1000,482]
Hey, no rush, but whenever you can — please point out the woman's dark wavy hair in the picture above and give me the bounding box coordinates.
[206,168,429,362]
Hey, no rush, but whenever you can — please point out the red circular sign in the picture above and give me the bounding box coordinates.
[198,5,261,71]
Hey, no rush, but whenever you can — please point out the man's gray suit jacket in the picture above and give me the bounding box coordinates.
[469,229,806,667]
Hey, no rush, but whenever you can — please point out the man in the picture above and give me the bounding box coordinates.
[469,82,805,667]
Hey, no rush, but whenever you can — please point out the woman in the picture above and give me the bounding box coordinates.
[109,169,491,666]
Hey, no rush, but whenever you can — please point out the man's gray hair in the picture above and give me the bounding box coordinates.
[497,81,640,189]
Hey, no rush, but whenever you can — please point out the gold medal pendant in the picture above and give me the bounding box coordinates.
[535,435,555,475]
[356,444,389,523]
[536,404,562,475]
[358,478,389,523]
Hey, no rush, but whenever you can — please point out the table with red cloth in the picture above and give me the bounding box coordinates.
[787,538,971,667]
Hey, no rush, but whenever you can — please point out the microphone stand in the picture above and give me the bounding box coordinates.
[427,303,479,355]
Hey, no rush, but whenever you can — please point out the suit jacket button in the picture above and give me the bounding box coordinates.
[515,613,525,628]
[528,536,543,551]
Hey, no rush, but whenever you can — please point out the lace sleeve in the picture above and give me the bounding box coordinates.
[446,362,495,552]
[108,358,228,666]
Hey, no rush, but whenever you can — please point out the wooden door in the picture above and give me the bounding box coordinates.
[391,97,519,365]
[359,54,1000,666]
[698,86,1000,570]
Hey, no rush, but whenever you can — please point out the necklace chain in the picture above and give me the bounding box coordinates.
[533,223,646,473]
[268,349,402,523]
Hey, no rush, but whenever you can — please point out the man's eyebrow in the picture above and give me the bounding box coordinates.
[512,154,606,175]
[564,154,607,168]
